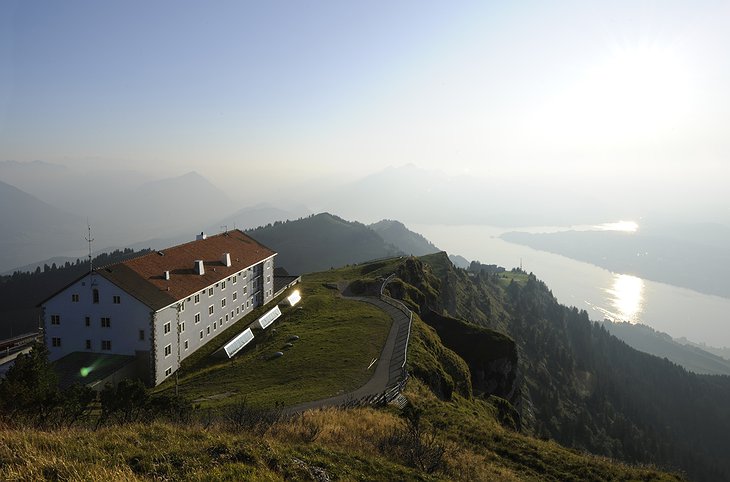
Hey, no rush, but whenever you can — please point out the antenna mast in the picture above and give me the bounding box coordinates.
[85,221,94,274]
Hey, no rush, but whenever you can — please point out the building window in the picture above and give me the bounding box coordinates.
[164,344,172,357]
[101,317,111,328]
[113,295,121,304]
[208,287,213,297]
[232,291,237,301]
[180,322,185,333]
[85,316,90,327]
[139,330,145,341]
[85,339,91,349]
[233,275,237,284]
[184,340,189,350]
[195,313,200,324]
[165,367,172,377]
[51,337,61,347]
[221,298,226,308]
[208,305,214,316]
[225,314,229,322]
[50,315,60,325]
[71,294,79,302]
[101,340,111,351]
[213,321,217,330]
[199,330,204,340]
[221,280,226,290]
[243,286,248,295]
[266,276,271,283]
[93,289,99,304]
[180,301,185,312]
[246,300,250,308]
[194,294,200,304]
[206,326,210,335]
[163,321,171,334]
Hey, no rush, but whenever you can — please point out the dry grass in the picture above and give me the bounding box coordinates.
[0,395,682,482]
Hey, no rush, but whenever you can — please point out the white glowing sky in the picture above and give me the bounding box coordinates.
[1,1,728,203]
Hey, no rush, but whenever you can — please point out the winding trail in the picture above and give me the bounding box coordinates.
[285,288,411,414]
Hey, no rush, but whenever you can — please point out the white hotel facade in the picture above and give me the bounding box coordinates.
[41,230,276,385]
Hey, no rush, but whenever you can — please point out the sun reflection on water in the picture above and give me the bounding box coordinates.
[606,274,645,323]
[596,220,639,232]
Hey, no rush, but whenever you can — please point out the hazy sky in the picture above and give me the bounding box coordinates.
[1,1,729,198]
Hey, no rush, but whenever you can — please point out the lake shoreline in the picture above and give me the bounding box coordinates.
[410,223,730,349]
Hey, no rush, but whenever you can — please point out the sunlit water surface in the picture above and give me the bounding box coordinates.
[411,224,730,348]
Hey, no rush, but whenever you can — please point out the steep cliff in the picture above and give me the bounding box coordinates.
[421,310,518,404]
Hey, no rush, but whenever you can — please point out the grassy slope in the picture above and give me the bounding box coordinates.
[2,257,681,480]
[155,260,400,408]
[0,393,679,482]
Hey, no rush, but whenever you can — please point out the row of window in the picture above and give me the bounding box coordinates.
[161,321,186,335]
[189,264,268,306]
[70,290,121,304]
[50,315,113,328]
[51,337,112,351]
[202,297,255,321]
[163,338,190,361]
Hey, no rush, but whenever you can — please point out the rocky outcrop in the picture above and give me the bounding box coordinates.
[421,310,518,404]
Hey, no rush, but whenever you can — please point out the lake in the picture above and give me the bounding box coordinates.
[412,224,730,349]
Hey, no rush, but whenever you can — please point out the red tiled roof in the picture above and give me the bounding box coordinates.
[98,230,276,310]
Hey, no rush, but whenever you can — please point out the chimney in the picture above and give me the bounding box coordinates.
[164,270,171,280]
[196,232,207,241]
[222,252,232,267]
[194,260,205,275]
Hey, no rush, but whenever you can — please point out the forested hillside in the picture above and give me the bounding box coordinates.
[247,213,400,274]
[369,219,440,256]
[247,213,441,274]
[387,253,730,482]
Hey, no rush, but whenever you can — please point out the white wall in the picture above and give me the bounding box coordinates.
[44,254,277,386]
[152,254,277,385]
[43,274,152,362]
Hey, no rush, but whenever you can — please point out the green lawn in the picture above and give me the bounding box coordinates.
[156,259,402,409]
[495,271,530,288]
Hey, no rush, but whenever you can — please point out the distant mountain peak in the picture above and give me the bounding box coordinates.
[0,159,69,170]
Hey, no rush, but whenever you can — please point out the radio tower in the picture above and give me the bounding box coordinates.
[85,221,96,285]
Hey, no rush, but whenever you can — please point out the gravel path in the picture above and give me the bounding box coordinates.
[285,294,411,414]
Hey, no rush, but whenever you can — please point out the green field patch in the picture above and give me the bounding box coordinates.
[158,265,395,409]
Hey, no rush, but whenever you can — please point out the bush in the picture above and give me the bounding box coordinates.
[222,399,283,435]
[379,405,445,474]
[0,343,93,428]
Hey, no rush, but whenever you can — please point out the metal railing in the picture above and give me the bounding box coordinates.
[380,273,414,402]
